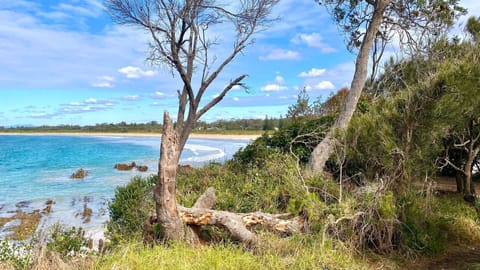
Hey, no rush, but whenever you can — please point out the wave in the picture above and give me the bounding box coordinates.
[181,143,226,163]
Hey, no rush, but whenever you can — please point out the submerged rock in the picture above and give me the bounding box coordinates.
[114,161,148,172]
[71,168,88,179]
[0,208,41,240]
[42,199,54,214]
[137,165,148,172]
[114,162,136,171]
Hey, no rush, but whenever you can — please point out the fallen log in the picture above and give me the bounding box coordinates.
[143,187,304,245]
[178,206,304,243]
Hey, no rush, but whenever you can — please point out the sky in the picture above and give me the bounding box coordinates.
[1,0,479,127]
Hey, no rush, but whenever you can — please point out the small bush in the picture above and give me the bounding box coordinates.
[47,224,90,257]
[107,175,156,242]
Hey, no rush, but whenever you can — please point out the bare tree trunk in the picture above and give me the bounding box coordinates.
[308,0,391,173]
[154,111,184,241]
[464,152,476,197]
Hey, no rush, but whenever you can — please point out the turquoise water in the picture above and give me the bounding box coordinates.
[0,135,249,239]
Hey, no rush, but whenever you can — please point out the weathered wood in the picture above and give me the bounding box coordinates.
[154,111,184,241]
[178,206,304,243]
[185,187,217,244]
[193,187,216,209]
[144,186,303,245]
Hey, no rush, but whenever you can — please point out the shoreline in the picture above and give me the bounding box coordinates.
[0,132,261,140]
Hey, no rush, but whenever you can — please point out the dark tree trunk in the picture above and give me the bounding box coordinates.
[456,171,465,193]
[154,111,184,241]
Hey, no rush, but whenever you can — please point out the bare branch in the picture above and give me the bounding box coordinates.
[196,74,248,120]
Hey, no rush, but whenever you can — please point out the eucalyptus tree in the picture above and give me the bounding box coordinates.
[436,41,480,200]
[106,0,279,241]
[309,0,466,174]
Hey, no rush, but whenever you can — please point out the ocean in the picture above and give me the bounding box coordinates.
[0,135,249,239]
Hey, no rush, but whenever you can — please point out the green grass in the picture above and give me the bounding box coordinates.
[95,239,381,270]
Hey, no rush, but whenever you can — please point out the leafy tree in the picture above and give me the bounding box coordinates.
[466,16,480,42]
[436,42,480,199]
[262,115,275,131]
[287,87,312,119]
[309,0,466,173]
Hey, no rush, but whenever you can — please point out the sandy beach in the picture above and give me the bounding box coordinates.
[0,132,261,140]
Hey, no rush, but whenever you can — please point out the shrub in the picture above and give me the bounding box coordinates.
[231,115,334,169]
[107,175,156,242]
[46,224,90,257]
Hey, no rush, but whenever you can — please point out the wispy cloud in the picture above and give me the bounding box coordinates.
[260,49,300,60]
[299,68,326,78]
[118,66,156,79]
[291,33,337,53]
[122,95,140,101]
[92,75,115,88]
[151,91,174,99]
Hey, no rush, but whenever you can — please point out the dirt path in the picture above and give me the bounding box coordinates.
[407,246,480,270]
[416,176,480,193]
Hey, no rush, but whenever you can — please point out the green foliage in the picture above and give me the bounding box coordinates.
[179,154,308,214]
[0,239,35,269]
[398,192,452,254]
[46,224,90,257]
[379,191,396,220]
[232,116,334,169]
[466,16,480,41]
[107,175,156,242]
[287,87,312,119]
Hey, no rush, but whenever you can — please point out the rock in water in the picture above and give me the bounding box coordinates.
[71,168,88,179]
[114,162,136,171]
[137,165,148,172]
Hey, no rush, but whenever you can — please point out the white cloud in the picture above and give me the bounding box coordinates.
[313,81,335,90]
[122,95,140,101]
[261,75,288,92]
[92,76,115,88]
[291,33,337,53]
[260,49,300,60]
[151,91,174,98]
[85,98,97,104]
[261,84,288,92]
[274,75,285,84]
[232,97,240,101]
[299,68,326,78]
[118,66,156,79]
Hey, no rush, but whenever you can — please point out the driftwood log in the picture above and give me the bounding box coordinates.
[144,186,304,245]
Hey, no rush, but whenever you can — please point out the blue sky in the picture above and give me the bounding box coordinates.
[1,0,479,127]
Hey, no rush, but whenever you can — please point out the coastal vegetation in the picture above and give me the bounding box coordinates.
[2,1,480,270]
[0,118,277,135]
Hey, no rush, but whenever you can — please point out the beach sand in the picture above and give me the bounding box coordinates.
[0,132,261,140]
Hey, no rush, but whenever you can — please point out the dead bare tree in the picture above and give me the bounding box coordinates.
[106,0,280,241]
[309,0,466,174]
